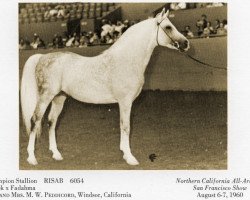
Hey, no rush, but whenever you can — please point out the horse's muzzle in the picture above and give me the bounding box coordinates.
[179,39,190,52]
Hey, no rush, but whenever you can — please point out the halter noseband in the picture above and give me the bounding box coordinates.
[156,17,180,49]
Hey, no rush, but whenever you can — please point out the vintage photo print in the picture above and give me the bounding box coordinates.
[1,0,250,199]
[19,2,227,170]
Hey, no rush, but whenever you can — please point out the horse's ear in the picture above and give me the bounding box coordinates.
[165,10,169,17]
[162,9,169,19]
[156,8,165,22]
[161,8,166,16]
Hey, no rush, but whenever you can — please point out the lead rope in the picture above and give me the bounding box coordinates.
[184,54,227,70]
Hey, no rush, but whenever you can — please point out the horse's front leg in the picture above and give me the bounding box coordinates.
[119,100,139,165]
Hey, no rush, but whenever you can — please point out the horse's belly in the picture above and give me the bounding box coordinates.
[63,80,117,104]
[69,89,117,104]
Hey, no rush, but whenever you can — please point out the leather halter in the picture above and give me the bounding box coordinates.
[156,17,179,49]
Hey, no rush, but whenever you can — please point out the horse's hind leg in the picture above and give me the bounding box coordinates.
[27,92,55,165]
[48,94,66,160]
[119,100,139,165]
[27,132,38,165]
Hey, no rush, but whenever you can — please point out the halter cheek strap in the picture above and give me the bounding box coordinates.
[156,22,161,46]
[156,17,179,49]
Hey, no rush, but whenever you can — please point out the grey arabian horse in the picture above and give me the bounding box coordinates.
[21,9,189,166]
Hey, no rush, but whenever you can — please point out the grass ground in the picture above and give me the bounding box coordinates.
[19,90,227,170]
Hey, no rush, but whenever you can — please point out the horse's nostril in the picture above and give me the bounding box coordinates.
[183,40,189,48]
[174,41,179,48]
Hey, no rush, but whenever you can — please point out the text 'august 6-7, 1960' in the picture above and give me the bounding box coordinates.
[176,177,250,199]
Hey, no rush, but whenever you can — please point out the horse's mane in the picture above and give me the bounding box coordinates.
[101,18,155,56]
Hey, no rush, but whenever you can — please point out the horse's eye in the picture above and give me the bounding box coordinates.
[165,26,172,30]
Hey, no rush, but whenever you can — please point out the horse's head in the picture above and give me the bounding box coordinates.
[155,8,190,52]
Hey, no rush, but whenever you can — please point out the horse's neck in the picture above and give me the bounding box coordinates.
[106,19,157,74]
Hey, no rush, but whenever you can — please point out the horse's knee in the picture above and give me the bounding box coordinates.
[121,124,130,134]
[120,119,130,133]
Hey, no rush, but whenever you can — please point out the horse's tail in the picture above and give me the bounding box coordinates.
[21,54,42,135]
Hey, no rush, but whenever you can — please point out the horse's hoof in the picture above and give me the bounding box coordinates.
[52,152,63,161]
[27,157,38,165]
[123,155,139,165]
